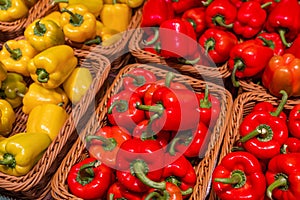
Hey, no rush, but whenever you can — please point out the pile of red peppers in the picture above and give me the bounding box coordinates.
[66,67,221,200]
[140,0,300,97]
[212,90,300,200]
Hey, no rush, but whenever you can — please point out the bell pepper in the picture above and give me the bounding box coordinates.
[107,90,145,131]
[43,11,62,27]
[62,67,93,105]
[100,1,132,33]
[143,30,161,56]
[60,4,97,43]
[27,45,78,89]
[0,72,27,109]
[116,138,165,193]
[281,137,300,154]
[288,104,300,139]
[0,0,28,22]
[212,151,266,200]
[262,53,300,97]
[0,40,37,76]
[159,18,198,60]
[136,86,200,131]
[0,132,51,176]
[205,0,237,30]
[54,0,103,17]
[265,153,300,200]
[229,0,262,8]
[67,157,114,200]
[229,39,274,87]
[117,0,144,8]
[26,103,69,141]
[0,99,15,136]
[140,0,174,27]
[265,0,300,47]
[144,182,183,200]
[122,68,157,94]
[198,28,238,64]
[85,125,131,168]
[233,1,271,39]
[261,0,280,13]
[255,32,285,56]
[171,0,202,14]
[22,82,69,114]
[238,91,289,160]
[24,18,65,52]
[285,34,300,58]
[107,182,143,200]
[181,7,206,36]
[0,62,7,88]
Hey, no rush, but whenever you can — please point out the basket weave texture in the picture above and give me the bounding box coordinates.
[0,49,111,199]
[50,63,233,200]
[208,91,300,200]
[0,0,58,42]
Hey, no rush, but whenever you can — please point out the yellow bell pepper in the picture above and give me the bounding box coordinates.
[54,0,103,17]
[60,4,97,43]
[0,0,29,22]
[24,18,65,52]
[63,67,93,104]
[105,0,143,8]
[22,82,69,114]
[0,40,38,76]
[43,11,62,27]
[26,104,69,141]
[0,99,15,136]
[100,1,132,33]
[0,62,7,88]
[0,132,51,176]
[27,45,78,89]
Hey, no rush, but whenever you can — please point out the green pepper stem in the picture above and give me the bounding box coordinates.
[144,28,159,45]
[266,175,288,200]
[132,160,166,190]
[0,153,16,168]
[200,85,212,108]
[61,8,82,26]
[4,43,22,61]
[53,0,68,3]
[231,59,244,87]
[178,56,200,65]
[257,36,275,50]
[142,113,160,140]
[86,135,117,151]
[181,187,193,196]
[135,102,164,116]
[214,16,233,29]
[270,90,288,117]
[76,160,98,186]
[84,36,102,45]
[278,29,292,48]
[202,0,213,6]
[123,74,146,87]
[108,99,128,114]
[204,39,215,55]
[34,20,46,36]
[165,72,175,88]
[239,124,273,143]
[144,191,163,200]
[187,19,196,30]
[261,1,272,9]
[36,68,49,83]
[168,137,182,156]
[214,170,246,188]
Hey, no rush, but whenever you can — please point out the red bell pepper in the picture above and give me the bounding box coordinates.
[262,53,300,97]
[288,104,300,139]
[143,29,161,56]
[171,0,202,14]
[285,34,300,58]
[281,137,300,154]
[181,7,207,36]
[212,151,266,200]
[255,32,285,56]
[228,39,274,87]
[85,125,131,168]
[67,157,114,200]
[140,0,174,27]
[159,19,198,60]
[229,0,262,8]
[233,1,271,39]
[107,182,143,200]
[205,0,237,30]
[261,0,280,13]
[265,0,300,47]
[143,182,183,200]
[122,68,157,94]
[116,138,165,193]
[107,90,145,131]
[265,153,300,200]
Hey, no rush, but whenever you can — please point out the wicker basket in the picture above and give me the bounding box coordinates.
[208,91,300,200]
[51,63,233,200]
[0,49,111,199]
[0,0,58,42]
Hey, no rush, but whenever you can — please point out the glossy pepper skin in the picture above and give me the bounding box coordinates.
[67,157,114,200]
[255,32,285,56]
[205,0,237,30]
[265,0,300,47]
[86,125,131,168]
[288,104,300,139]
[117,0,144,8]
[22,82,69,114]
[281,137,300,154]
[26,104,69,141]
[0,63,7,89]
[43,11,62,27]
[0,40,37,76]
[143,182,183,200]
[60,4,97,43]
[0,99,15,136]
[171,0,202,14]
[27,45,78,89]
[265,153,300,200]
[228,39,274,87]
[251,101,287,122]
[106,182,143,200]
[182,7,206,37]
[285,34,300,58]
[24,18,65,52]
[199,28,238,64]
[212,151,266,200]
[0,132,51,176]
[262,53,300,97]
[233,1,270,39]
[0,0,28,22]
